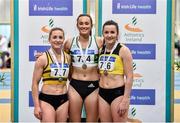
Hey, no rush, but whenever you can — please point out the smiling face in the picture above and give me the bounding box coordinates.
[103,25,118,45]
[77,15,92,36]
[49,29,64,50]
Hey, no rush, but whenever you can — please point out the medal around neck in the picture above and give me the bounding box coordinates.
[104,70,108,76]
[78,37,91,70]
[82,63,87,69]
[59,77,63,81]
[102,42,118,76]
[49,48,65,82]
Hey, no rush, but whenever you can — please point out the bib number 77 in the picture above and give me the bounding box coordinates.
[51,68,67,77]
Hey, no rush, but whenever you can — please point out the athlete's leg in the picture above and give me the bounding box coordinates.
[84,89,98,122]
[56,101,69,122]
[68,85,83,122]
[98,95,112,122]
[40,100,55,122]
[111,96,129,122]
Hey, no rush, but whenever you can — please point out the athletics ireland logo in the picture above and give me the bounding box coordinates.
[125,17,142,32]
[41,18,54,33]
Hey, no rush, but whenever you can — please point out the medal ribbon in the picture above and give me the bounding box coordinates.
[49,47,64,77]
[77,36,91,65]
[103,41,119,70]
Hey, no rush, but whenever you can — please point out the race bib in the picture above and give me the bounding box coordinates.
[50,63,69,77]
[72,55,95,63]
[98,56,116,71]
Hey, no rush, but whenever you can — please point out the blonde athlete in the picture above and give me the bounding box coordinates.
[98,20,133,122]
[64,14,103,122]
[31,27,70,122]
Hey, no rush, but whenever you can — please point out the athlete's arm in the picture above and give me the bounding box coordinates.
[118,45,133,116]
[121,45,133,99]
[31,54,46,120]
[66,53,72,81]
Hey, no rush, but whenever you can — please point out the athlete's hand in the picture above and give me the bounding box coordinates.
[117,97,129,116]
[35,52,43,60]
[34,106,42,120]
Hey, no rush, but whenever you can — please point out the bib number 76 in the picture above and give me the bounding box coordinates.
[98,61,114,71]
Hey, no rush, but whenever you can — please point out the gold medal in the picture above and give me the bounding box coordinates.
[104,70,108,76]
[59,77,63,81]
[82,63,87,69]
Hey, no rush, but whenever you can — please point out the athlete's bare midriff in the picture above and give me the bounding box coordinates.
[41,84,67,95]
[99,74,125,88]
[71,66,99,81]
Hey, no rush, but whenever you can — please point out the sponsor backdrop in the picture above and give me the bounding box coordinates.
[14,0,86,122]
[98,0,172,122]
[14,0,172,122]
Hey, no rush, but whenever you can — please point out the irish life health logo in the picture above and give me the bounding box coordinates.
[125,17,142,32]
[29,0,73,16]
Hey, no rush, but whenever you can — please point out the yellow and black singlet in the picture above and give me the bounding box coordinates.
[98,43,124,75]
[42,50,70,85]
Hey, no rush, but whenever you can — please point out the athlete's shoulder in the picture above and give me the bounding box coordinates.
[35,52,47,68]
[64,37,75,53]
[119,43,130,51]
[95,36,104,49]
[118,42,132,58]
